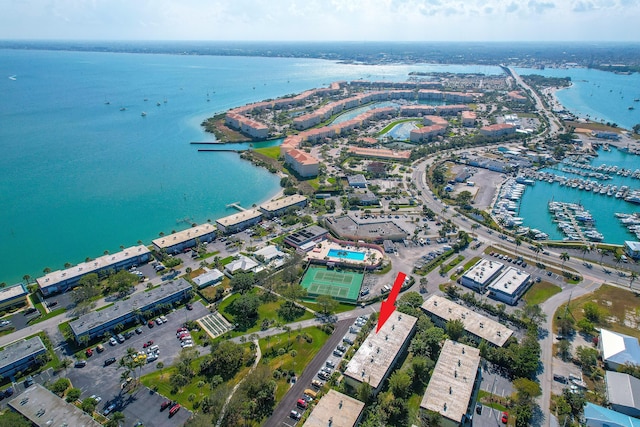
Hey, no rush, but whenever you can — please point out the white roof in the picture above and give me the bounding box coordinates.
[626,241,640,251]
[344,313,417,389]
[216,209,262,228]
[259,195,306,213]
[462,258,504,286]
[421,295,513,347]
[0,283,27,303]
[193,269,224,287]
[487,266,530,296]
[152,223,216,249]
[225,255,259,274]
[254,245,284,261]
[302,390,365,427]
[420,340,480,423]
[601,329,640,366]
[36,245,151,289]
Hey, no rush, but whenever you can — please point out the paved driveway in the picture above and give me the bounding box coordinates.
[65,302,209,426]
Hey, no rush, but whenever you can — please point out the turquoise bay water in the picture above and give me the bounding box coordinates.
[515,67,640,130]
[518,148,640,244]
[0,49,502,284]
[327,249,366,261]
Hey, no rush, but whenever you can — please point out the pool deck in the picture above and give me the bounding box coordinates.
[306,241,382,266]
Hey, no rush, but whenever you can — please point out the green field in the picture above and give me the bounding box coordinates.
[524,282,562,305]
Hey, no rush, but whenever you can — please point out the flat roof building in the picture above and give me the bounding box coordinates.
[284,225,329,250]
[625,241,640,260]
[460,258,504,292]
[599,329,640,371]
[152,224,217,254]
[37,245,151,296]
[606,371,640,418]
[487,266,531,306]
[347,174,368,188]
[0,336,47,379]
[215,209,263,234]
[0,283,28,311]
[8,383,102,427]
[259,195,308,218]
[344,312,417,393]
[421,295,513,347]
[420,340,481,427]
[69,279,192,344]
[302,389,365,427]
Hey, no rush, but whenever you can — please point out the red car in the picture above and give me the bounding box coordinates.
[147,320,154,328]
[501,411,509,424]
[176,328,187,334]
[85,348,93,357]
[169,403,181,416]
[296,398,308,409]
[143,340,154,348]
[160,400,172,411]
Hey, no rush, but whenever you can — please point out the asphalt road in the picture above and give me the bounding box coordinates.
[263,318,352,427]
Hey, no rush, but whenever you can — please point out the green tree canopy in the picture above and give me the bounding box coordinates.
[230,272,255,294]
[200,341,246,381]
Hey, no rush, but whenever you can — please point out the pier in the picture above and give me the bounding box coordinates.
[226,202,246,212]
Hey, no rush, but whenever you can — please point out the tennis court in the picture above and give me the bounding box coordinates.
[300,266,364,303]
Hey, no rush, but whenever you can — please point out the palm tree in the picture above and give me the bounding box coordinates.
[111,411,125,425]
[514,236,522,256]
[43,267,52,274]
[630,272,638,289]
[23,274,31,284]
[560,252,570,273]
[533,244,542,262]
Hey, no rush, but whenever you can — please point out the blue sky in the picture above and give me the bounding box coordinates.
[1,0,639,42]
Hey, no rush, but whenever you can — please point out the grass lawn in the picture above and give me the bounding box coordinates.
[554,284,640,338]
[28,307,66,325]
[254,146,281,160]
[301,300,355,314]
[140,355,253,411]
[524,282,562,305]
[259,326,332,402]
[219,290,316,337]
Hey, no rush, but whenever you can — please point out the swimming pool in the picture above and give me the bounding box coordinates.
[327,248,366,261]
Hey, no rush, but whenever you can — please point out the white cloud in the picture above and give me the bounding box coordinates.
[0,0,637,41]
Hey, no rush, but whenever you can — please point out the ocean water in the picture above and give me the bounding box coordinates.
[0,49,502,284]
[515,67,640,130]
[518,148,640,244]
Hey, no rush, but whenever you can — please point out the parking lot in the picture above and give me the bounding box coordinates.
[65,302,209,427]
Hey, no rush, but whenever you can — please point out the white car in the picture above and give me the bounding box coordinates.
[160,315,168,323]
[155,318,163,325]
[90,394,102,403]
[181,340,193,347]
[181,343,193,348]
[109,337,117,346]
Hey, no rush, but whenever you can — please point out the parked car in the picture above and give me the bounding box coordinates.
[147,320,154,328]
[501,412,508,423]
[290,410,301,420]
[160,400,173,411]
[85,348,93,357]
[124,331,134,339]
[169,403,181,416]
[296,398,308,409]
[135,327,143,335]
[116,334,125,343]
[155,318,163,325]
[143,340,154,348]
[336,345,346,352]
[104,357,116,366]
[24,376,34,387]
[103,403,116,416]
[325,360,335,369]
[186,303,193,310]
[75,360,87,368]
[333,350,344,357]
[311,380,324,388]
[160,315,168,323]
[476,403,482,414]
[176,327,187,334]
[4,387,14,397]
[90,394,102,403]
[96,344,105,353]
[109,337,117,346]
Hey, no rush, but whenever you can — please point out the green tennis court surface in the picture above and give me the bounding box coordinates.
[301,266,364,303]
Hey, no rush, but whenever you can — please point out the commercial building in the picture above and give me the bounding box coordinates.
[302,390,365,427]
[0,336,47,379]
[0,283,28,311]
[599,329,640,371]
[69,279,192,344]
[37,245,152,296]
[461,111,477,127]
[8,383,102,427]
[215,209,263,234]
[605,371,640,417]
[192,269,224,289]
[460,258,504,292]
[584,402,640,427]
[421,295,513,347]
[151,224,216,255]
[347,174,368,188]
[486,266,531,305]
[479,123,517,138]
[259,195,308,218]
[285,149,320,178]
[625,241,640,260]
[284,225,329,250]
[343,312,417,393]
[420,340,481,427]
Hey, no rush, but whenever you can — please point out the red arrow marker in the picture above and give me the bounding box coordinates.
[376,271,406,333]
